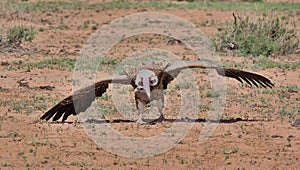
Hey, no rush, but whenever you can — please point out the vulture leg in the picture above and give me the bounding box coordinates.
[152,89,165,122]
[137,100,145,123]
[135,87,149,123]
[156,98,165,122]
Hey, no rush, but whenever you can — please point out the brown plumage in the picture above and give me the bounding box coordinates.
[40,60,274,122]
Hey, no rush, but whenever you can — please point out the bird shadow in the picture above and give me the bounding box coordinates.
[49,117,266,125]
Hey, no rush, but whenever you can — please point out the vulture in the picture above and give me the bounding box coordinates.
[40,60,274,123]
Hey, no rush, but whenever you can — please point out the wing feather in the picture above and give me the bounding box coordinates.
[161,60,274,89]
[40,75,130,122]
[40,103,61,120]
[52,106,67,121]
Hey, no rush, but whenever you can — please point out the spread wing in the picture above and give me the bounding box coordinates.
[160,60,274,89]
[40,75,131,122]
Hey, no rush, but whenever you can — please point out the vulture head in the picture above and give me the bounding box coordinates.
[135,69,159,98]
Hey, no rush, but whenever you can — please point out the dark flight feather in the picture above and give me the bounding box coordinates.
[40,75,130,122]
[162,60,274,89]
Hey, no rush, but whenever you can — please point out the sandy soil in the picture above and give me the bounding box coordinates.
[0,1,299,169]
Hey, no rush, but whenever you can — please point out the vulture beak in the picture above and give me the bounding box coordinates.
[142,77,151,98]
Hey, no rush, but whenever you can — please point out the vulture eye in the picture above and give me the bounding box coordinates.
[150,77,158,86]
[137,81,143,86]
[136,77,144,86]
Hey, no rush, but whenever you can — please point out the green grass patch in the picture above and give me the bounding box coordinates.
[56,24,70,30]
[7,58,76,71]
[0,87,9,92]
[6,57,122,73]
[93,102,116,115]
[2,1,300,12]
[1,25,36,48]
[7,57,121,71]
[29,137,48,146]
[279,107,297,120]
[252,56,300,70]
[262,85,299,95]
[25,58,76,70]
[285,85,299,93]
[75,57,119,72]
[11,100,29,113]
[202,88,222,98]
[4,1,84,12]
[0,130,19,138]
[10,95,49,114]
[222,56,300,70]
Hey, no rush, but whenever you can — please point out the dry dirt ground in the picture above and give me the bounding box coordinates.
[0,1,299,169]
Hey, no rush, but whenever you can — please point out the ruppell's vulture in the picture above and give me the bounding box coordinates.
[40,60,274,123]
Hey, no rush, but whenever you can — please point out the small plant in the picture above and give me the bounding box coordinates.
[70,161,89,167]
[6,25,36,47]
[0,130,19,138]
[29,138,48,146]
[56,24,69,30]
[203,88,222,98]
[223,146,239,155]
[212,13,299,56]
[11,100,29,113]
[0,86,9,92]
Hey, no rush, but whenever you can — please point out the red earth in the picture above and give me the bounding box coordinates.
[0,0,299,169]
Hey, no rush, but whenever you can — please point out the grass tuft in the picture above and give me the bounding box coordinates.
[212,13,299,57]
[1,25,36,48]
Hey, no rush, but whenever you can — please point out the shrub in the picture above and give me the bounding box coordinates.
[212,13,299,57]
[5,25,36,47]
